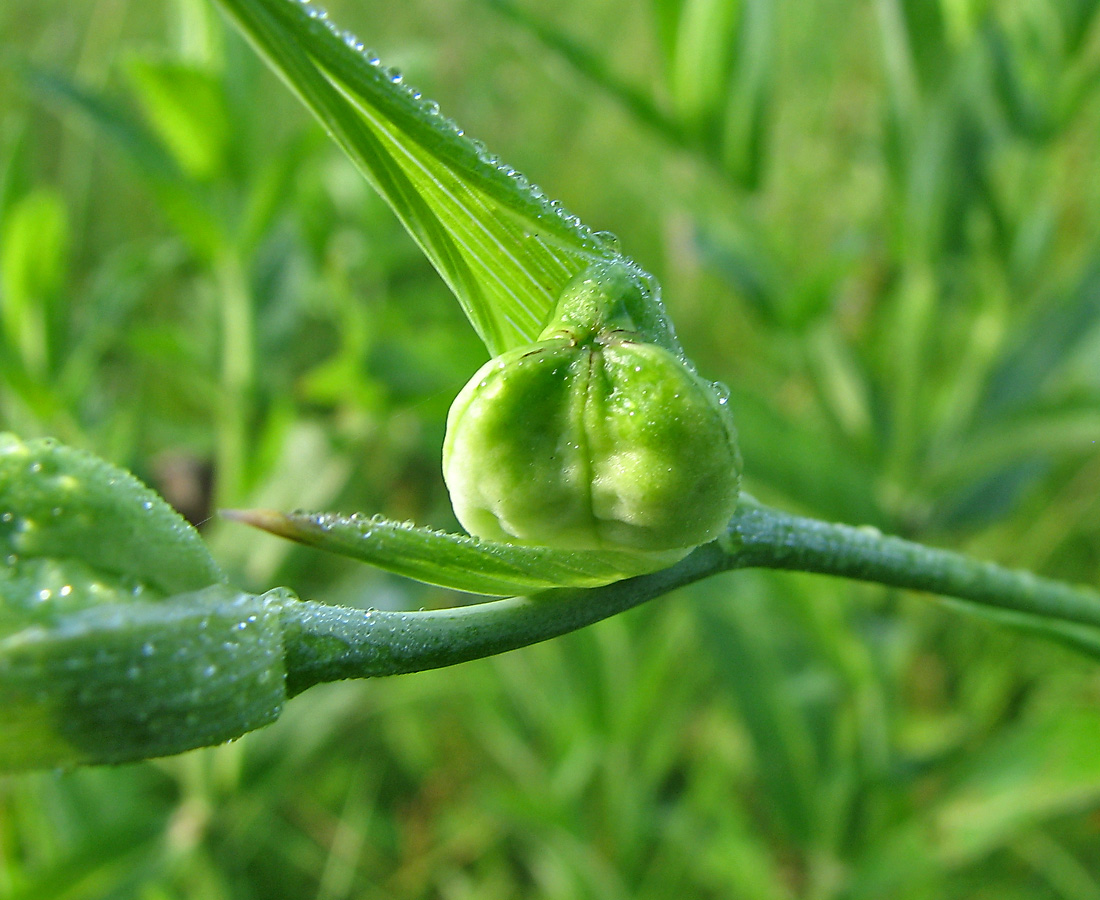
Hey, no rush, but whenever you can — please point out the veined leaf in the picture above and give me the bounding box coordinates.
[226,509,685,596]
[214,0,621,355]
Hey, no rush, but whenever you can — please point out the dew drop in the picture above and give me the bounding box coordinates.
[711,381,732,406]
[594,230,621,250]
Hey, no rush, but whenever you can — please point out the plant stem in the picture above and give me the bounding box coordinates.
[279,542,726,696]
[719,501,1100,629]
[280,500,1100,695]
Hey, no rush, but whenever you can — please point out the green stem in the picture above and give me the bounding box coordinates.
[280,542,726,696]
[719,502,1100,630]
[280,500,1100,695]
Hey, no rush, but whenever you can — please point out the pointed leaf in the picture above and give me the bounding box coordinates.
[227,509,684,595]
[215,0,619,354]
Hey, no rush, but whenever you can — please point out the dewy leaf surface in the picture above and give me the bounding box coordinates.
[0,435,286,772]
[215,0,618,355]
[0,433,225,619]
[227,509,684,595]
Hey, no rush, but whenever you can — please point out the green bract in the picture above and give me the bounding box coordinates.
[443,262,741,557]
[0,435,288,769]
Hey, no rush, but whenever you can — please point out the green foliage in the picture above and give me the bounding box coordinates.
[232,508,686,593]
[2,0,1100,896]
[0,435,289,770]
[0,189,69,380]
[217,0,619,355]
[0,434,224,601]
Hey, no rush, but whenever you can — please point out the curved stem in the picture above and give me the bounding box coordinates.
[280,542,726,696]
[280,501,1100,694]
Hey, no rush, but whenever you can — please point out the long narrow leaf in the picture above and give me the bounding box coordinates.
[225,509,684,595]
[214,0,619,354]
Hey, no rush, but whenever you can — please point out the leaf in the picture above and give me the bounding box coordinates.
[226,509,685,595]
[979,261,1100,420]
[14,60,226,261]
[666,0,743,138]
[214,0,619,355]
[934,709,1100,865]
[487,0,679,147]
[0,433,225,609]
[489,0,773,189]
[124,57,232,181]
[695,577,825,845]
[940,595,1100,663]
[0,188,69,377]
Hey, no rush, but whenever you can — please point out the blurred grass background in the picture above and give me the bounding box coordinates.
[3,0,1100,896]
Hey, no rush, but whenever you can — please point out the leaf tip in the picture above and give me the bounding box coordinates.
[221,508,297,538]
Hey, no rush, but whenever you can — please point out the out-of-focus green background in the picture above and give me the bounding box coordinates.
[3,0,1100,896]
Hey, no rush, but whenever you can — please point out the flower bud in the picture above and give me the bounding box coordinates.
[0,434,288,770]
[1,586,287,770]
[443,263,741,556]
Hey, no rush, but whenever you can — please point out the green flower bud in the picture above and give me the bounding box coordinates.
[1,584,288,771]
[443,262,741,557]
[0,435,288,770]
